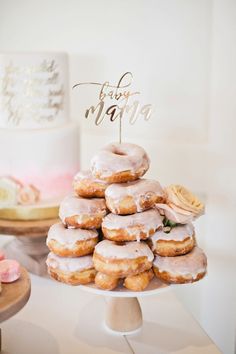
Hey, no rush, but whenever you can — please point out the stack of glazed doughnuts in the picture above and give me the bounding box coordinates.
[46,141,207,290]
[46,186,107,285]
[149,224,207,284]
[91,142,166,291]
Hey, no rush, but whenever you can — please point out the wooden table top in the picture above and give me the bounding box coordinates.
[0,267,31,323]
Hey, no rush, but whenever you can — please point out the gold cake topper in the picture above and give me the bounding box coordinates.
[73,72,152,143]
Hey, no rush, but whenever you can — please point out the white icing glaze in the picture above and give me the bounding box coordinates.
[90,142,150,178]
[74,170,109,185]
[150,223,194,243]
[59,196,107,222]
[103,209,163,233]
[47,222,98,248]
[105,179,165,212]
[95,240,154,262]
[153,246,207,278]
[46,252,94,272]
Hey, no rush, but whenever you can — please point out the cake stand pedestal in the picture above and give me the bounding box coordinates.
[0,267,31,351]
[0,219,58,276]
[80,276,171,334]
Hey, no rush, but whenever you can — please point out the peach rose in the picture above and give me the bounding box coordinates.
[18,184,40,205]
[156,184,204,224]
[0,177,19,207]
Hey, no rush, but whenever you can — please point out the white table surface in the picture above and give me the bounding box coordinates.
[0,273,221,354]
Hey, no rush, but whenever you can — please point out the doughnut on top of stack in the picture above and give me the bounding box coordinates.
[90,142,150,184]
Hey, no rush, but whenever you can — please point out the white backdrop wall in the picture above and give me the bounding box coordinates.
[0,1,235,353]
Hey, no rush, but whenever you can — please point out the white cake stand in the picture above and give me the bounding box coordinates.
[80,277,172,334]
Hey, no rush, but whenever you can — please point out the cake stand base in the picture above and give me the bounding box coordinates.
[79,276,171,334]
[0,218,58,276]
[105,297,142,333]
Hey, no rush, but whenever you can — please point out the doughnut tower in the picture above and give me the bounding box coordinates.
[46,142,207,290]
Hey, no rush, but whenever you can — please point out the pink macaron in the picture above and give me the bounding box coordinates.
[0,259,21,283]
[0,249,5,261]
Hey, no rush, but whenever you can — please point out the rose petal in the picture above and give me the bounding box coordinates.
[166,184,204,215]
[155,203,194,224]
[18,184,40,205]
[168,202,193,216]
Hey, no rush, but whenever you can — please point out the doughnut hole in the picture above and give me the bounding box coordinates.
[113,149,127,156]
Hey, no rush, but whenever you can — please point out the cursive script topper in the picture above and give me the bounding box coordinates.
[73,72,152,143]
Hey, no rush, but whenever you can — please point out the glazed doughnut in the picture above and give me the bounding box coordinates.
[105,179,165,215]
[93,240,154,277]
[149,223,195,257]
[59,196,107,229]
[73,170,109,198]
[124,269,154,291]
[102,209,163,242]
[91,142,150,183]
[153,246,207,284]
[95,272,119,290]
[46,222,98,257]
[46,252,96,285]
[0,260,21,283]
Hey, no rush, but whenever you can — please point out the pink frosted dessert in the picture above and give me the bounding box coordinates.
[0,259,21,283]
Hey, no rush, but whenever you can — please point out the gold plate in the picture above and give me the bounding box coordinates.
[0,202,59,221]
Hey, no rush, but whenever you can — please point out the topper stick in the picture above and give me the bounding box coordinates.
[119,116,122,144]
